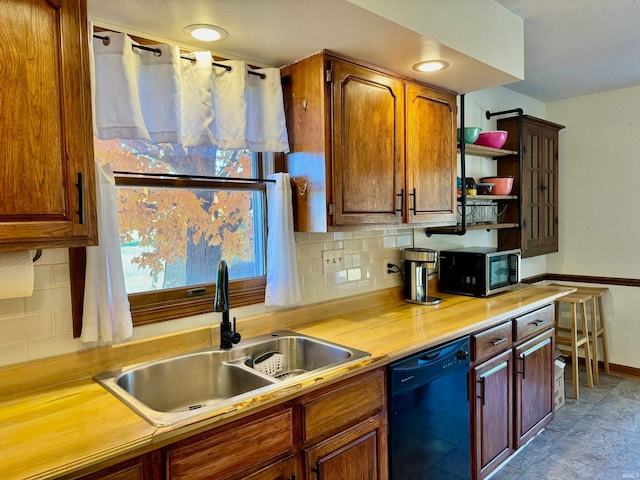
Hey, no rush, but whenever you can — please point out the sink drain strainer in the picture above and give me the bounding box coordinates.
[252,351,284,377]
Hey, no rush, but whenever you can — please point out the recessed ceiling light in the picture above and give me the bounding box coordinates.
[183,24,228,42]
[413,60,450,73]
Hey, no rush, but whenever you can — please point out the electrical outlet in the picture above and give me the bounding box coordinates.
[322,249,345,272]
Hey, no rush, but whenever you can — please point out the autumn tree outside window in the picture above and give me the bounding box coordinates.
[91,138,268,327]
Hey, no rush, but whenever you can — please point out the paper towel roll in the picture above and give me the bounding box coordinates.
[0,251,34,300]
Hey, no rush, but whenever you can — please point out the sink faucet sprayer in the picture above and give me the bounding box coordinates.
[213,260,241,349]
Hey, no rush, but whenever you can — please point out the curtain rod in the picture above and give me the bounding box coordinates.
[93,34,266,79]
[113,170,276,183]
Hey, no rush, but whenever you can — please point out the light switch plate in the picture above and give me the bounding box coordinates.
[322,249,345,272]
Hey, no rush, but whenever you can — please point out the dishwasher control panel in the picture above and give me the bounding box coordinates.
[388,336,470,395]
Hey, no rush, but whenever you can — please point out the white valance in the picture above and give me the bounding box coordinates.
[91,31,290,152]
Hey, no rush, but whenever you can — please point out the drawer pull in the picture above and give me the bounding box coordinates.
[312,460,322,479]
[491,337,508,346]
[530,319,549,327]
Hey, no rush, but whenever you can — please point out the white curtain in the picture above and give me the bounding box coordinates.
[265,173,301,306]
[92,30,290,152]
[82,162,133,343]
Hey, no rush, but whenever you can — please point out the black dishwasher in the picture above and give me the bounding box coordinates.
[388,336,470,479]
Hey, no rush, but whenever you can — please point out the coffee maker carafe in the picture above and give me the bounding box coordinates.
[403,248,441,305]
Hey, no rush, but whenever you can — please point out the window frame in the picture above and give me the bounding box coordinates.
[69,152,286,338]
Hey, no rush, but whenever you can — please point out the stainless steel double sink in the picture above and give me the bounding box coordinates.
[94,331,370,426]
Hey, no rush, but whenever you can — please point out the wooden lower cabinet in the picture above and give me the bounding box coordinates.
[240,456,297,480]
[84,369,386,480]
[164,408,294,480]
[472,350,514,479]
[304,415,387,480]
[514,328,555,448]
[470,305,555,479]
[77,454,153,480]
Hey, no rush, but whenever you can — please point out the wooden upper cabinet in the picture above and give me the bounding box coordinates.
[282,51,456,232]
[405,83,457,224]
[497,115,564,258]
[331,59,404,227]
[0,0,97,250]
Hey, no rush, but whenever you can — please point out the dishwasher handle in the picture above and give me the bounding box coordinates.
[394,338,468,371]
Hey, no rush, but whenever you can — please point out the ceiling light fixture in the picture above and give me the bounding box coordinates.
[183,24,228,42]
[413,60,450,73]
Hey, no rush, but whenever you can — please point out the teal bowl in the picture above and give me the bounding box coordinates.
[457,127,482,144]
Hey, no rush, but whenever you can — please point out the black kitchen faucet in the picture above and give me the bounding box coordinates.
[214,260,241,348]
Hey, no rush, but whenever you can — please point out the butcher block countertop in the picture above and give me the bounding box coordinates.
[0,284,573,480]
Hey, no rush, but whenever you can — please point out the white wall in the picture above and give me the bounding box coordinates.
[547,85,640,369]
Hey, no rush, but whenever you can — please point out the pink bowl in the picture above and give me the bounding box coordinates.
[474,130,508,149]
[480,176,514,195]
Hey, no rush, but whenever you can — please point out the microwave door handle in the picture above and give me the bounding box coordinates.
[510,254,520,282]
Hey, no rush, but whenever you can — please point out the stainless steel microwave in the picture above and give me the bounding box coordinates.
[438,247,521,297]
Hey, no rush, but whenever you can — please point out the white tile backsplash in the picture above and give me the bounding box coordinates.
[0,229,410,367]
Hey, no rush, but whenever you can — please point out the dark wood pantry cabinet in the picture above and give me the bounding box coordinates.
[497,116,565,258]
[281,50,457,232]
[0,0,97,251]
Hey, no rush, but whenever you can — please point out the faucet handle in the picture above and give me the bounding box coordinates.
[221,317,241,346]
[231,317,241,344]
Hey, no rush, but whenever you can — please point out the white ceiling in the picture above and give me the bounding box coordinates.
[494,0,640,101]
[87,0,640,103]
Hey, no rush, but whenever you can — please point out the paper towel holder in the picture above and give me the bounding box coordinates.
[32,249,42,263]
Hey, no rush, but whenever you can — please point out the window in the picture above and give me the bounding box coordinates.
[89,138,268,327]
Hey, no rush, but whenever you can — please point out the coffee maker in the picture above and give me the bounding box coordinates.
[403,248,441,305]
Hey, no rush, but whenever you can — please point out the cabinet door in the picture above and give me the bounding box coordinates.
[538,126,560,254]
[165,408,293,480]
[305,414,388,480]
[405,83,457,225]
[472,350,513,479]
[330,59,405,226]
[520,123,560,255]
[78,454,152,480]
[514,328,554,448]
[0,0,97,250]
[240,456,297,480]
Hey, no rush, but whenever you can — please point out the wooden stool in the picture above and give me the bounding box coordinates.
[554,292,594,400]
[551,284,610,384]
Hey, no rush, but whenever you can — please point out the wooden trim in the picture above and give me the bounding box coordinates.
[570,357,640,379]
[70,271,266,336]
[129,278,266,327]
[522,273,640,288]
[608,363,640,379]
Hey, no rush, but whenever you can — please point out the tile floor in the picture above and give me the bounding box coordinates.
[490,368,640,480]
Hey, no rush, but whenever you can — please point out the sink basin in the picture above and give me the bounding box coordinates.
[95,331,370,426]
[116,354,276,413]
[241,335,354,379]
